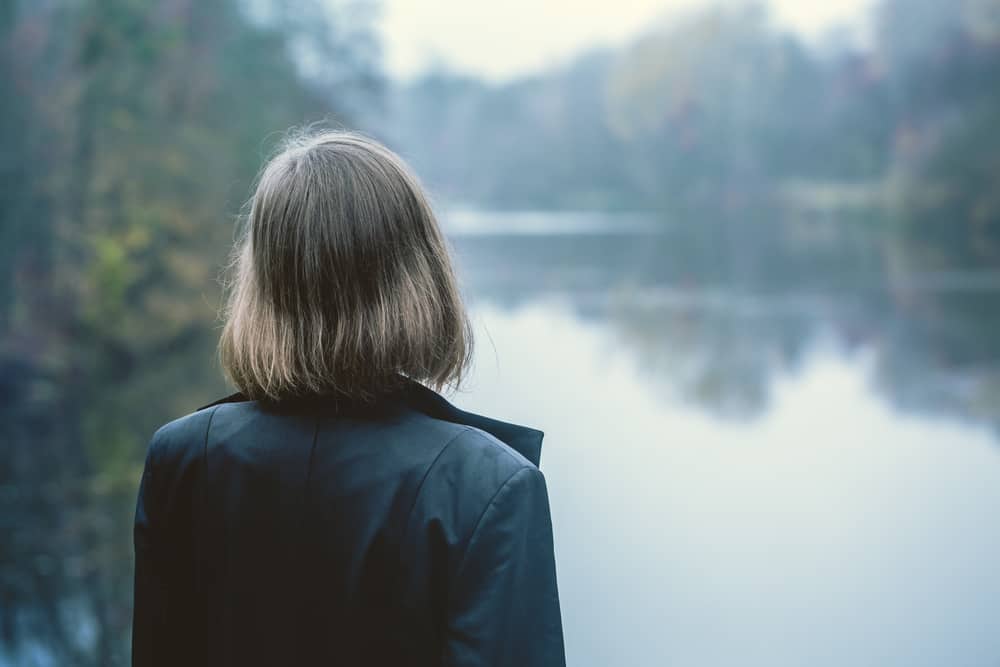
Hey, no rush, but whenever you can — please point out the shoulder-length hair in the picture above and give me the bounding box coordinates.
[218,129,473,403]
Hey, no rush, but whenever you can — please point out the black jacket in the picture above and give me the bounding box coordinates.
[132,378,565,666]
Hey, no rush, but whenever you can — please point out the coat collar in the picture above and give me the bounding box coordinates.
[196,380,545,467]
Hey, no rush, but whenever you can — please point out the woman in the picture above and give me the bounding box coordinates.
[132,130,565,666]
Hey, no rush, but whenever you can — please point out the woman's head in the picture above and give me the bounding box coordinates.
[219,130,472,402]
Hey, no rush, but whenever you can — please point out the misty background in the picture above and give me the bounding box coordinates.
[2,0,1000,665]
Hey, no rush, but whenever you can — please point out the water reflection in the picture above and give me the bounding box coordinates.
[448,211,1000,666]
[459,302,1000,667]
[448,210,1000,432]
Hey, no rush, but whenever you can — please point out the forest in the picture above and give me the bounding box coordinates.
[1,0,998,664]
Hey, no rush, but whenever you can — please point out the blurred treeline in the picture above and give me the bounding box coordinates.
[388,0,1000,291]
[389,1,999,224]
[1,0,377,663]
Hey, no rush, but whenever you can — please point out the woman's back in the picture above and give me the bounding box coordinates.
[132,129,565,665]
[132,379,564,666]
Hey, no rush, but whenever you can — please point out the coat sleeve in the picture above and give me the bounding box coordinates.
[441,466,566,667]
[132,435,164,667]
[131,415,208,666]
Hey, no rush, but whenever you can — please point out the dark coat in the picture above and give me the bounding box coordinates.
[132,378,565,666]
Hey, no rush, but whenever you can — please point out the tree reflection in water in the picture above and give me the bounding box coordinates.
[451,207,1000,436]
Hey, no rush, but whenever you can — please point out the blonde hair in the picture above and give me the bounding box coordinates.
[218,129,472,403]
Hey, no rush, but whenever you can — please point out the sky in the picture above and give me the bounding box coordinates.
[378,0,874,81]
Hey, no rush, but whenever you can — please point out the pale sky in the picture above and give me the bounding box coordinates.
[378,0,874,81]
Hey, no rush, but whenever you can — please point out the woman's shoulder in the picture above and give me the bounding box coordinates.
[400,417,546,543]
[144,403,220,469]
[428,422,539,482]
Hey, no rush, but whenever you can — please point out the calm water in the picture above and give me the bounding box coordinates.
[446,210,1000,667]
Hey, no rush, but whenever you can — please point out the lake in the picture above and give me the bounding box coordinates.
[5,208,1000,667]
[445,209,1000,667]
